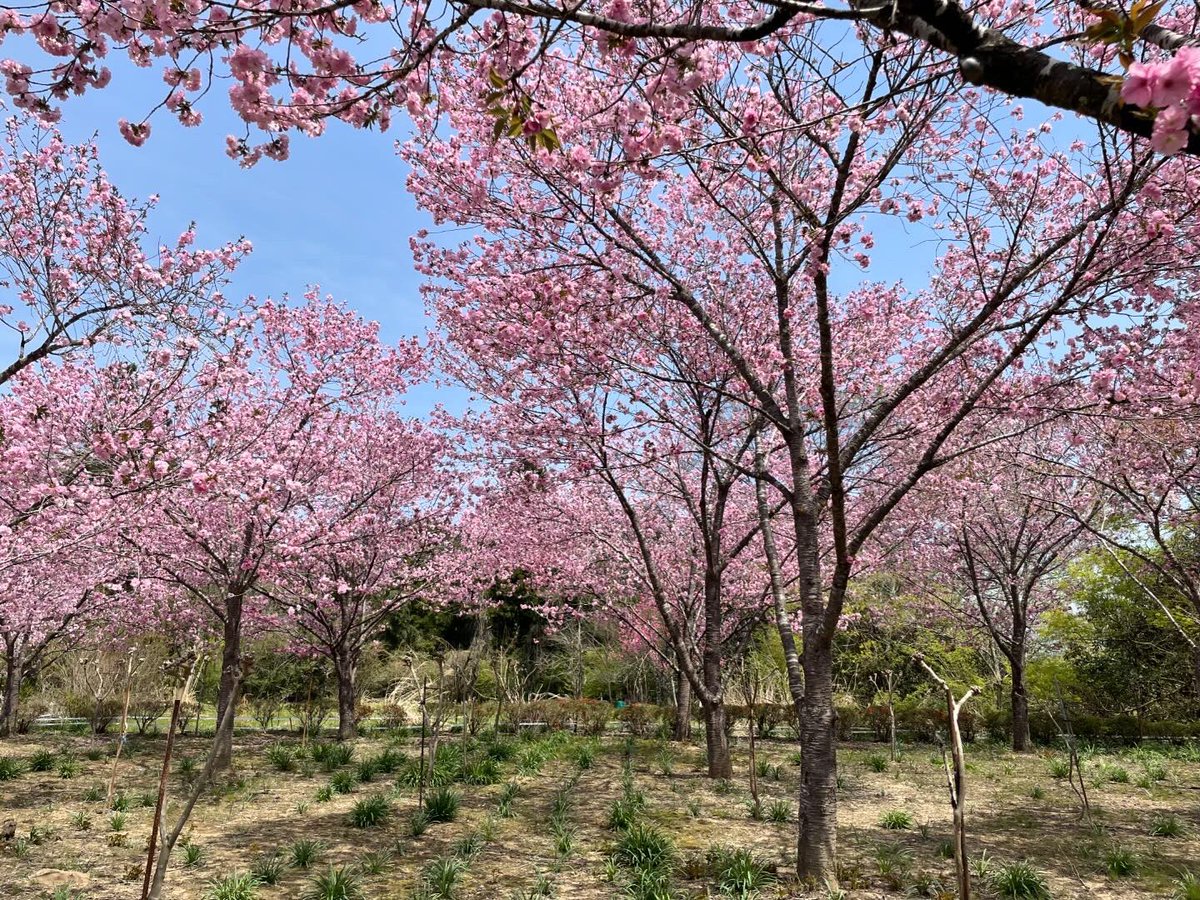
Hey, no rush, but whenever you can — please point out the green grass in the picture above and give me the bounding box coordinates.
[865,753,889,773]
[204,873,258,900]
[879,810,913,830]
[289,838,323,869]
[421,856,468,899]
[347,794,391,828]
[410,809,432,836]
[266,744,296,772]
[423,787,460,823]
[1104,845,1138,879]
[710,846,774,898]
[250,854,285,885]
[989,860,1052,899]
[1174,872,1200,900]
[303,866,364,900]
[1151,812,1185,837]
[615,821,675,870]
[28,749,56,772]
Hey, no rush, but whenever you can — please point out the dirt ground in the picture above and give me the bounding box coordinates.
[1,728,1198,898]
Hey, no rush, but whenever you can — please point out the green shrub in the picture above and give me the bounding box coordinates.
[347,794,391,828]
[710,846,774,898]
[266,744,296,772]
[461,756,502,785]
[422,856,467,899]
[455,831,486,860]
[289,838,323,869]
[767,799,790,823]
[1104,845,1137,879]
[370,748,405,774]
[303,866,364,900]
[329,770,357,794]
[357,850,390,876]
[57,758,81,779]
[484,738,517,762]
[409,809,432,836]
[424,787,460,823]
[183,842,203,867]
[576,742,597,769]
[609,796,641,831]
[204,873,259,900]
[28,749,56,772]
[616,821,675,870]
[1150,813,1185,837]
[0,757,25,780]
[1174,872,1200,900]
[879,810,912,830]
[250,854,285,885]
[874,843,914,885]
[989,860,1051,899]
[865,753,889,773]
[1048,758,1070,779]
[310,742,354,772]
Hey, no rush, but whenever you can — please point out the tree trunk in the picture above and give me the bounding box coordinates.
[213,594,244,770]
[147,673,241,900]
[703,701,733,778]
[673,667,692,741]
[700,562,730,778]
[335,649,358,742]
[1191,644,1200,702]
[797,639,838,881]
[1,640,21,738]
[1011,655,1031,752]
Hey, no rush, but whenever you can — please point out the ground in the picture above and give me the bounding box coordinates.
[1,727,1198,899]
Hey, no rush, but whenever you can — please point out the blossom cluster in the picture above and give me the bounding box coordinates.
[1122,47,1200,154]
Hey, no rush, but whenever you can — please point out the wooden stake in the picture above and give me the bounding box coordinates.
[915,654,981,900]
[106,650,137,806]
[141,651,201,900]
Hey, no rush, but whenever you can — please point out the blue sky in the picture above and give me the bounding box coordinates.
[41,58,453,412]
[24,55,950,419]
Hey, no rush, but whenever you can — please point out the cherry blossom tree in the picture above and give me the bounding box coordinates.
[0,114,248,385]
[2,0,1199,156]
[401,27,1200,877]
[0,351,198,735]
[442,297,779,776]
[129,296,420,767]
[269,408,455,740]
[909,430,1098,751]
